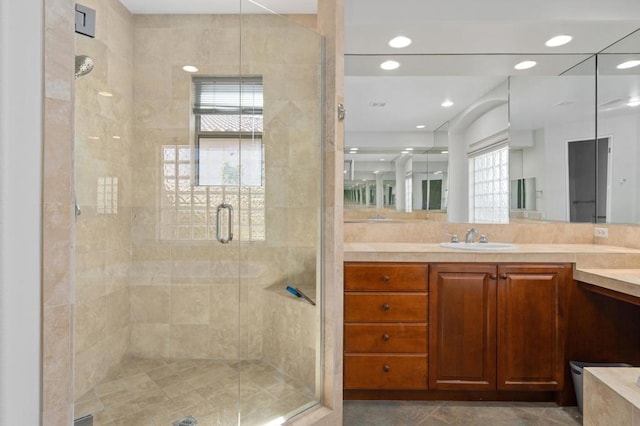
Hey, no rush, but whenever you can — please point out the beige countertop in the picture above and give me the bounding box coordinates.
[344,242,640,299]
[583,367,640,424]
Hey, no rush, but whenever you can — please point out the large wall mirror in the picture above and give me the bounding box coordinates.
[596,29,640,224]
[344,29,640,225]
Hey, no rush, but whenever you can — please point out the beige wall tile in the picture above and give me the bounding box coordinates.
[131,286,170,323]
[171,286,211,325]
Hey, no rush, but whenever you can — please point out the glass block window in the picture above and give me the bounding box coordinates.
[470,145,509,223]
[97,176,118,214]
[160,145,265,241]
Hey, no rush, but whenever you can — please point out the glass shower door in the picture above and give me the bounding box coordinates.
[237,4,323,424]
[72,1,321,424]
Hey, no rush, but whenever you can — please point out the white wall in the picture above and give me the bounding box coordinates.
[599,113,640,223]
[522,129,547,216]
[522,113,639,223]
[0,0,43,423]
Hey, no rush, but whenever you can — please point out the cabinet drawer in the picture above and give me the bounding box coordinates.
[345,293,428,322]
[345,263,427,291]
[345,324,427,353]
[344,354,428,390]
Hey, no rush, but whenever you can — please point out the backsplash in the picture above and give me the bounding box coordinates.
[344,220,640,250]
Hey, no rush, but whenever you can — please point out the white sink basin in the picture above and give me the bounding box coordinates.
[440,242,517,251]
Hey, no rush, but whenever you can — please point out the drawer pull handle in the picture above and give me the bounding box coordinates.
[383,364,390,373]
[500,273,507,279]
[382,275,390,282]
[382,304,390,311]
[382,333,390,341]
[490,273,497,280]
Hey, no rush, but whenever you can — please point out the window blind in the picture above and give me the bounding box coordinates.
[192,76,263,115]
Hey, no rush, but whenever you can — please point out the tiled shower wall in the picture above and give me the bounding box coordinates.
[72,5,321,402]
[73,0,134,399]
[43,1,340,424]
[129,14,321,390]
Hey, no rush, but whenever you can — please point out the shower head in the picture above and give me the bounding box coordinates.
[75,55,94,79]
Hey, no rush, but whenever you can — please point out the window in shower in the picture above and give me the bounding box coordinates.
[159,75,265,242]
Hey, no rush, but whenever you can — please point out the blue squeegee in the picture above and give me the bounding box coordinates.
[285,285,316,305]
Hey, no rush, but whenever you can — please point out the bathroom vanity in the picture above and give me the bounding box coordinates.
[343,243,640,404]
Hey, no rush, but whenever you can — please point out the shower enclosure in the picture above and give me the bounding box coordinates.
[73,1,323,424]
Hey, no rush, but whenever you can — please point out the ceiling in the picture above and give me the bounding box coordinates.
[118,0,640,150]
[343,0,640,155]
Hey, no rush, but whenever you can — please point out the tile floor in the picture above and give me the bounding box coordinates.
[343,400,583,426]
[74,357,316,426]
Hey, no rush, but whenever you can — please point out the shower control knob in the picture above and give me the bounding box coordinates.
[382,303,390,311]
[382,333,390,341]
[383,364,390,373]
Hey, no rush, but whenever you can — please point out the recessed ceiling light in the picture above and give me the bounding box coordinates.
[405,148,414,151]
[389,36,412,49]
[628,97,640,107]
[380,60,400,70]
[617,60,640,70]
[112,136,121,139]
[545,35,572,47]
[379,158,385,161]
[514,60,537,70]
[401,151,409,154]
[373,170,380,174]
[98,91,113,97]
[182,65,199,73]
[441,100,454,108]
[416,124,426,129]
[87,136,99,140]
[442,150,449,154]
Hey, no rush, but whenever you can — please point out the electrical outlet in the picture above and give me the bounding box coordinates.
[594,227,609,238]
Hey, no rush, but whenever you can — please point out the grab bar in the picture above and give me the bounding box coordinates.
[216,203,234,244]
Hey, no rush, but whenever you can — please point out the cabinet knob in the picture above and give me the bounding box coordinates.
[489,273,497,280]
[382,303,390,311]
[382,275,390,282]
[500,273,507,279]
[383,364,390,373]
[382,333,390,341]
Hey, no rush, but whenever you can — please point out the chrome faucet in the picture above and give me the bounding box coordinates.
[465,228,479,243]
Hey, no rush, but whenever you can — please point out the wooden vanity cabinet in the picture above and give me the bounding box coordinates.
[428,263,497,390]
[344,262,428,390]
[429,263,568,392]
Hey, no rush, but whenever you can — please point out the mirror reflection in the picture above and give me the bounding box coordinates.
[345,28,640,224]
[597,29,640,224]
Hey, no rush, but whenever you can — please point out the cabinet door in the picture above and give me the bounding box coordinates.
[497,264,567,391]
[429,263,497,390]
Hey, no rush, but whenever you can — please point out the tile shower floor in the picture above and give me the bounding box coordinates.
[344,400,583,426]
[74,357,316,426]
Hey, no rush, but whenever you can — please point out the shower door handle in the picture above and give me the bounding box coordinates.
[216,203,234,244]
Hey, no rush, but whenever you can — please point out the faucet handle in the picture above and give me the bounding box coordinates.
[479,234,488,243]
[444,232,459,243]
